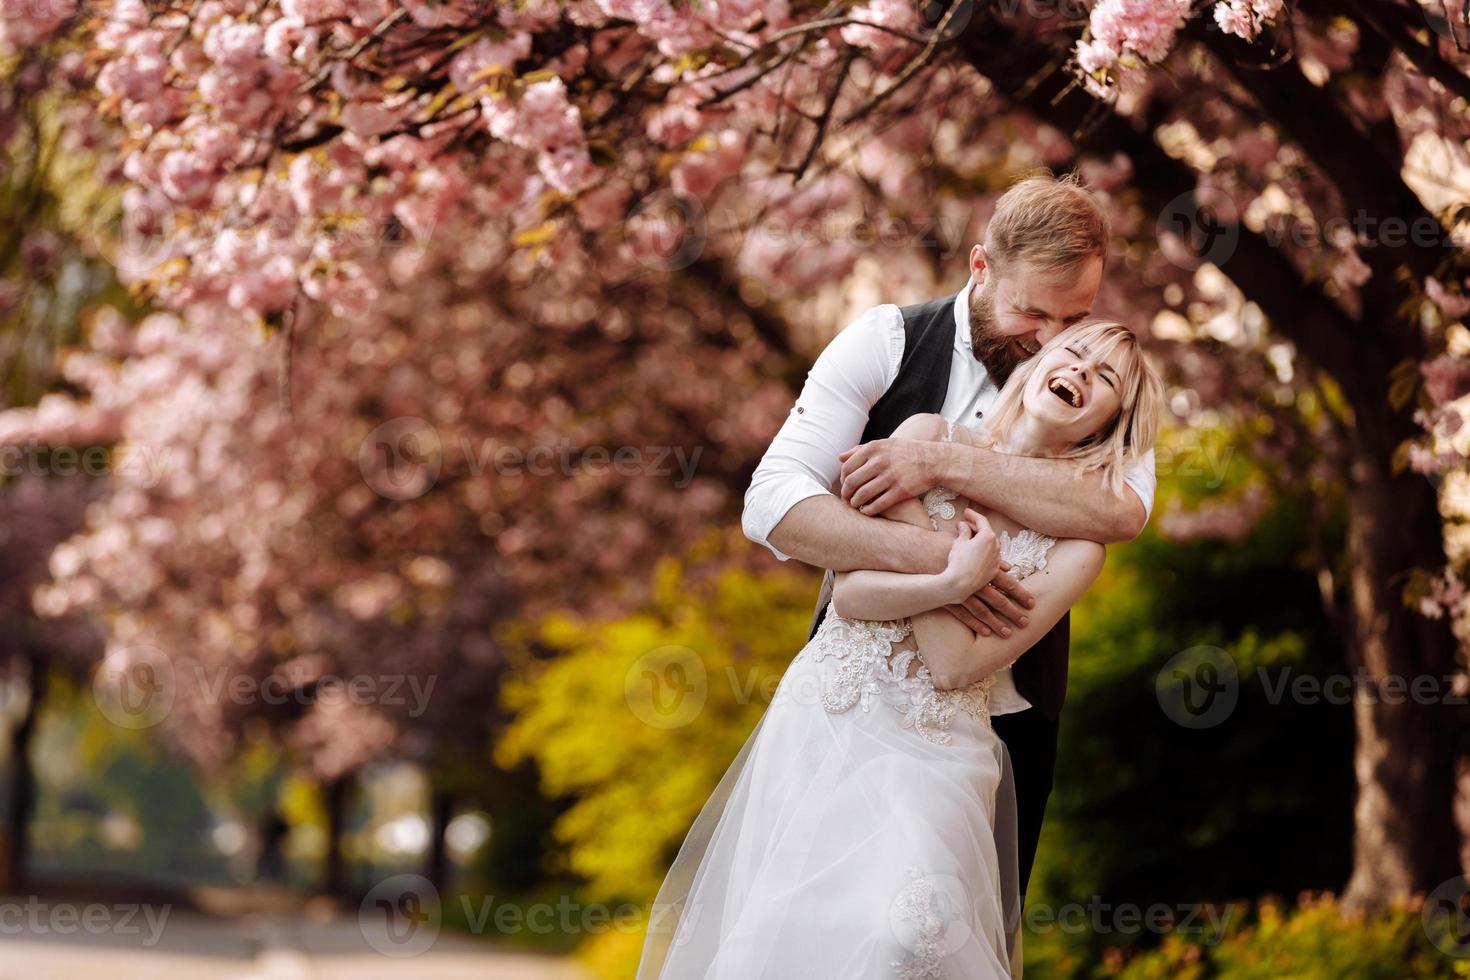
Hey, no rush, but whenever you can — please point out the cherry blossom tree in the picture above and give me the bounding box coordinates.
[2,0,1467,908]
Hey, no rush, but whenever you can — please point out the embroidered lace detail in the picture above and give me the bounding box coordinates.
[808,459,1057,746]
[998,527,1056,579]
[806,615,914,715]
[902,675,995,744]
[805,610,993,745]
[892,868,948,980]
[920,486,958,525]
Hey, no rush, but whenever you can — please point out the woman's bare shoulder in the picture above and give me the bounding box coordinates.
[890,412,951,442]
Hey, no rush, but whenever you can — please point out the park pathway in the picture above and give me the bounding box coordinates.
[0,905,589,980]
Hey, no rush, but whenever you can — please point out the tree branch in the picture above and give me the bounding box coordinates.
[952,17,1381,385]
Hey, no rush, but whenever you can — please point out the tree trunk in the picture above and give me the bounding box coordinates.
[1,651,47,893]
[1338,398,1462,908]
[321,775,349,897]
[426,788,454,895]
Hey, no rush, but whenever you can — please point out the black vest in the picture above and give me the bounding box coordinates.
[806,295,1071,720]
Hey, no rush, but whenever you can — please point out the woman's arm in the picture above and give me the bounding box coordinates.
[919,537,1105,691]
[829,498,999,621]
[830,413,1001,622]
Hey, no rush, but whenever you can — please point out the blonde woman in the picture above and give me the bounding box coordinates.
[639,320,1162,980]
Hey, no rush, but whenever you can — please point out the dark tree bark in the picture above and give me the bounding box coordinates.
[1,651,46,893]
[321,775,350,897]
[426,787,455,895]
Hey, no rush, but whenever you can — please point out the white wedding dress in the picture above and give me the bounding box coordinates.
[638,471,1058,980]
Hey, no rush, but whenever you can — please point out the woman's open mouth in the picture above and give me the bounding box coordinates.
[1048,376,1084,408]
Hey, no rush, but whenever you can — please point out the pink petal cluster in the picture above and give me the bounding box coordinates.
[840,0,920,55]
[1418,568,1467,620]
[0,0,77,50]
[449,34,533,94]
[0,472,102,673]
[1076,0,1191,76]
[595,0,710,57]
[482,77,599,195]
[1213,0,1285,42]
[671,130,747,200]
[1422,355,1470,407]
[1426,276,1470,320]
[1157,483,1270,543]
[646,102,706,148]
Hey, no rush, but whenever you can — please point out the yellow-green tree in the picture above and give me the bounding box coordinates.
[498,545,816,974]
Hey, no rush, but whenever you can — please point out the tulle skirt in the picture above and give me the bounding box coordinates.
[638,632,1021,980]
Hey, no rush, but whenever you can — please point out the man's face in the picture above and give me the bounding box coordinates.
[967,249,1103,382]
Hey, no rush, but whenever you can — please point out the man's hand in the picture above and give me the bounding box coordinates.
[943,563,1037,638]
[838,438,938,515]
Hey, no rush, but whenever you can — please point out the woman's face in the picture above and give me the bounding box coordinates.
[1020,339,1127,446]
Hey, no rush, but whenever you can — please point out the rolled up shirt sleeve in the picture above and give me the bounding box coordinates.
[742,304,904,560]
[1122,448,1158,522]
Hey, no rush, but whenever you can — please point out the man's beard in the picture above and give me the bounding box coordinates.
[968,280,1023,384]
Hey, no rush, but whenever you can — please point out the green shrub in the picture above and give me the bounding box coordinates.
[1112,895,1464,980]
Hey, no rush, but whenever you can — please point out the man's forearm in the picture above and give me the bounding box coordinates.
[765,495,950,574]
[935,444,1145,543]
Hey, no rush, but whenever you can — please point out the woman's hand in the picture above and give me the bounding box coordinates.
[939,509,1000,604]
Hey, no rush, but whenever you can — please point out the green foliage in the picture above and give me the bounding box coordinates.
[0,90,138,407]
[496,552,817,976]
[29,675,225,883]
[1112,896,1462,979]
[1025,423,1355,973]
[497,552,817,904]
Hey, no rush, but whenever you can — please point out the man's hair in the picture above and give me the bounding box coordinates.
[984,171,1110,276]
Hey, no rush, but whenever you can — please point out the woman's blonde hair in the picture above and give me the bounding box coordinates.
[979,319,1162,495]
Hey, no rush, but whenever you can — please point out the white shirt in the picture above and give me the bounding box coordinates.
[742,281,1158,716]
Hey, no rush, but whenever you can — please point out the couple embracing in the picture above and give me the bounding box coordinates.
[639,173,1164,979]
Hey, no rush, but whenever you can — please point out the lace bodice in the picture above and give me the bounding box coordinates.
[807,479,1057,746]
[805,418,1060,744]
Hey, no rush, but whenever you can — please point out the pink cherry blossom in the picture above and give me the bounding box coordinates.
[671,130,746,200]
[1426,276,1470,319]
[449,34,532,94]
[1075,0,1190,87]
[647,102,705,148]
[840,0,919,53]
[1422,355,1470,406]
[1214,0,1285,42]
